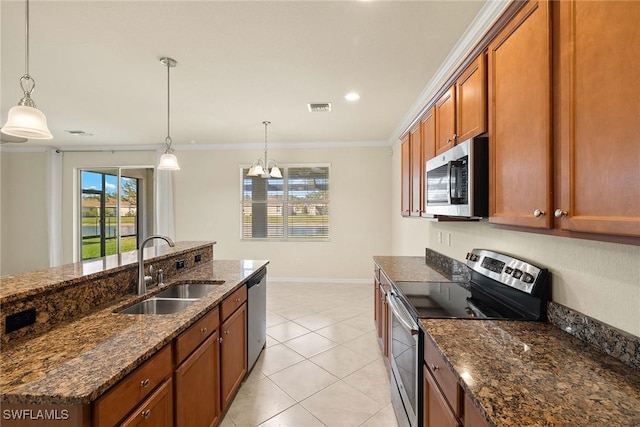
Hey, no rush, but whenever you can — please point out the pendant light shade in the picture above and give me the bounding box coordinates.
[1,0,52,140]
[157,57,180,171]
[247,121,281,179]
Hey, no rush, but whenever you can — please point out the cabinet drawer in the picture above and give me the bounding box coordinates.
[221,285,247,320]
[424,366,461,427]
[120,378,173,427]
[424,337,461,417]
[175,306,219,365]
[94,345,172,427]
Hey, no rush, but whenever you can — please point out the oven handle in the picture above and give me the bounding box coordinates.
[387,292,419,335]
[446,161,453,204]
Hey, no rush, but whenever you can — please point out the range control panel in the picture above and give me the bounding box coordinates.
[466,249,546,294]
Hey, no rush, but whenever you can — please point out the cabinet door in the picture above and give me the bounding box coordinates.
[120,379,173,427]
[435,86,457,155]
[488,0,553,229]
[423,366,461,427]
[557,0,640,237]
[220,303,248,411]
[464,393,489,427]
[456,53,487,142]
[421,107,436,163]
[175,332,220,427]
[401,135,411,216]
[410,124,423,216]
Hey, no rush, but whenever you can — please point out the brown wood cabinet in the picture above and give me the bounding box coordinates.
[410,123,424,217]
[373,265,391,359]
[488,0,553,229]
[435,86,457,156]
[401,135,411,217]
[220,299,247,411]
[464,394,489,427]
[93,345,172,427]
[175,332,220,427]
[174,307,221,427]
[556,0,640,238]
[456,54,487,143]
[423,366,461,427]
[421,107,436,163]
[120,379,173,427]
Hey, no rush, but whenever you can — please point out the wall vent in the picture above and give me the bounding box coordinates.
[307,103,332,113]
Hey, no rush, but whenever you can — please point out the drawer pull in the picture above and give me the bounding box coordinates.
[140,379,151,388]
[201,327,208,334]
[431,364,439,371]
[225,330,230,335]
[141,409,151,419]
[235,297,241,303]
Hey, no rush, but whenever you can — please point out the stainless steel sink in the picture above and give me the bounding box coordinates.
[155,283,223,299]
[120,297,198,315]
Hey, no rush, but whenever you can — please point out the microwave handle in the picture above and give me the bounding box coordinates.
[446,161,453,204]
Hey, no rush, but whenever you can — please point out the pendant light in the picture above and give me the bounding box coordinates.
[1,0,52,139]
[247,121,282,179]
[157,57,180,171]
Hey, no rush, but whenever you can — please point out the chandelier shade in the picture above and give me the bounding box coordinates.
[247,121,281,179]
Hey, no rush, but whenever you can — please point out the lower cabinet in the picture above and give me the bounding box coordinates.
[220,302,248,411]
[373,265,391,359]
[423,336,488,427]
[120,379,173,427]
[174,332,221,427]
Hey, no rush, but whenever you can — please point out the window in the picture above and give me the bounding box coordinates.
[242,165,329,240]
[80,169,140,260]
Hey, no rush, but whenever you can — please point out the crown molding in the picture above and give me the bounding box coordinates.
[390,0,511,142]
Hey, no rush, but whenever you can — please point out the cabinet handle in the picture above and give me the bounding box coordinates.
[201,327,208,334]
[431,364,439,371]
[235,297,241,303]
[225,330,230,335]
[219,337,223,344]
[554,209,568,218]
[140,379,150,388]
[141,409,151,419]
[533,209,545,218]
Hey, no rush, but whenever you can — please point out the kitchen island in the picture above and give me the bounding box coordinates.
[0,241,268,426]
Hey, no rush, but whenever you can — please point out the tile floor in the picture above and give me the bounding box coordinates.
[220,281,400,427]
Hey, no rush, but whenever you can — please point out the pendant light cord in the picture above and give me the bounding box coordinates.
[166,61,171,149]
[25,0,29,76]
[19,0,36,99]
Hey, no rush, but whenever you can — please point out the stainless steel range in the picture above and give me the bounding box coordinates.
[387,249,550,427]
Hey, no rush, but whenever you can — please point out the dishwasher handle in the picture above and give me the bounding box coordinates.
[246,267,267,289]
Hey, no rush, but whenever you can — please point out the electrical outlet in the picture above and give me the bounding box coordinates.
[295,257,302,265]
[447,233,452,247]
[176,259,185,269]
[6,308,36,333]
[438,232,443,244]
[194,254,202,262]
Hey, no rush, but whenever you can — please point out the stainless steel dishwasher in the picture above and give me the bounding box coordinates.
[247,268,267,370]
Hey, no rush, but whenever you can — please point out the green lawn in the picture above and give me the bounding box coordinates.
[82,236,138,260]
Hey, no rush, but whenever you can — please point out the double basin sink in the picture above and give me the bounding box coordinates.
[120,281,225,315]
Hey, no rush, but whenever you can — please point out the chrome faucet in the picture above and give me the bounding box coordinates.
[137,235,175,295]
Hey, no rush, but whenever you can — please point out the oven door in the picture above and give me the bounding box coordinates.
[387,291,419,427]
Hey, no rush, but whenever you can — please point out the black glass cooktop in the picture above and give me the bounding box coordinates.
[393,281,529,320]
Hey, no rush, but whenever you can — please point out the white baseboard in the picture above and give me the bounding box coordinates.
[266,277,370,284]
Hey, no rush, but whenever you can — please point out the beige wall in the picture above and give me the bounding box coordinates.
[0,145,392,281]
[173,145,392,280]
[0,151,49,275]
[389,139,640,337]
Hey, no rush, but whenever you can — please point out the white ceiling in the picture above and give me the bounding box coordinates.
[1,0,488,149]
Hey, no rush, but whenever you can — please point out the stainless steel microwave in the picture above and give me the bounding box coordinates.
[425,137,488,218]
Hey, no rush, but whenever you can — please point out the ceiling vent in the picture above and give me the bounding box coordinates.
[307,102,332,113]
[66,130,93,136]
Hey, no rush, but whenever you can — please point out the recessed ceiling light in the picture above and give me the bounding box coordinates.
[345,92,360,101]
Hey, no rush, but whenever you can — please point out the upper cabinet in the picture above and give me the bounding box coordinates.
[488,0,553,229]
[434,86,457,156]
[556,0,640,237]
[410,123,424,217]
[401,135,411,217]
[456,53,487,143]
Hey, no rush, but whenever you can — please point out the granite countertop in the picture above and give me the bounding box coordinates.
[373,256,453,282]
[420,319,640,426]
[0,259,268,406]
[0,241,215,303]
